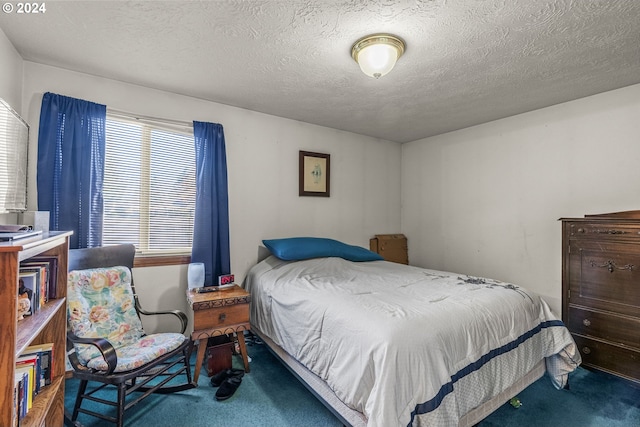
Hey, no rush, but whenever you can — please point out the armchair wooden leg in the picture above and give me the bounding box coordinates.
[117,383,126,427]
[184,344,194,385]
[72,380,88,421]
[64,408,84,426]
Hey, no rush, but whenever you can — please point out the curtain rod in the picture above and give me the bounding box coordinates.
[107,107,192,128]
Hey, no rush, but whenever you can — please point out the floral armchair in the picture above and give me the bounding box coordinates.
[65,244,194,427]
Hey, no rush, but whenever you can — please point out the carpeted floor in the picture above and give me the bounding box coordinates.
[480,363,640,427]
[65,340,343,427]
[65,339,640,427]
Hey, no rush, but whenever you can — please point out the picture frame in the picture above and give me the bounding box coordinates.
[299,151,330,197]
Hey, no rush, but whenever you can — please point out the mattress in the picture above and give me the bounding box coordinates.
[245,255,580,427]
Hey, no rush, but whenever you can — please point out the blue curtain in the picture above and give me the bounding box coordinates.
[37,92,106,249]
[192,121,230,286]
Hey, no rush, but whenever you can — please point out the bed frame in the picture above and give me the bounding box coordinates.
[252,327,545,427]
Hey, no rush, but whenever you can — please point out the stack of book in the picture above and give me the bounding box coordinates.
[13,343,54,426]
[17,257,58,318]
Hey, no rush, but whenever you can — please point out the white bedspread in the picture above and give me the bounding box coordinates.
[245,256,580,427]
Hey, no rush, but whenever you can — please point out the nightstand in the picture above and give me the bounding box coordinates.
[186,285,251,384]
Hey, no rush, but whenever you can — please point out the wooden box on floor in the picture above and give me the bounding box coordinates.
[206,336,233,376]
[370,234,408,264]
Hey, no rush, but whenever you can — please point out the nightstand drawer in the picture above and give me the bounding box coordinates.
[568,306,640,349]
[193,302,249,330]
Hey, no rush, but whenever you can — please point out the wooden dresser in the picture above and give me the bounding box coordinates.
[561,211,640,384]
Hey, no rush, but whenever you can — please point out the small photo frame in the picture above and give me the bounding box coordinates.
[299,151,330,197]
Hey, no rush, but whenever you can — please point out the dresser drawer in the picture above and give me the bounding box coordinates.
[193,302,249,331]
[567,242,640,316]
[568,306,640,350]
[573,335,640,383]
[569,222,640,241]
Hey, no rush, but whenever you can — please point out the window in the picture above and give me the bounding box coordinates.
[0,98,28,213]
[103,111,195,255]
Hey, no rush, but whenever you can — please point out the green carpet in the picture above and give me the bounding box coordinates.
[65,340,640,427]
[480,363,640,427]
[65,341,343,427]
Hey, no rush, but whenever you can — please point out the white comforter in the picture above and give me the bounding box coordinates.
[245,256,580,427]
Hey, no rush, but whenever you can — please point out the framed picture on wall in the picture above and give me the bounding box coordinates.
[299,151,330,197]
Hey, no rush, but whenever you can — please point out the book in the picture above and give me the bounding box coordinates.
[20,265,47,306]
[18,272,39,314]
[21,262,50,304]
[16,353,40,395]
[27,256,58,300]
[14,371,29,425]
[13,373,24,427]
[14,365,33,413]
[21,343,54,387]
[19,371,27,419]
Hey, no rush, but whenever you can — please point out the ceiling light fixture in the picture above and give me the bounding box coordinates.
[351,33,406,79]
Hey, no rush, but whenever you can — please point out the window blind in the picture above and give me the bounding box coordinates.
[0,98,28,213]
[103,112,195,254]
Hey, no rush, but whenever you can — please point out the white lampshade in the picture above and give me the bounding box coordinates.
[187,262,205,289]
[351,34,406,79]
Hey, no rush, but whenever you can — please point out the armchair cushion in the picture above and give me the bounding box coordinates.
[68,266,145,366]
[68,266,188,372]
[85,332,187,372]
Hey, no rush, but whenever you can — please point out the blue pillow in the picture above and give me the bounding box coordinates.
[262,237,383,262]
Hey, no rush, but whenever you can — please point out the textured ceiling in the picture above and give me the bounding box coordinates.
[1,0,640,143]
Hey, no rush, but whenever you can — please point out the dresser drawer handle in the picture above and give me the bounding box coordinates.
[582,346,591,355]
[582,319,591,327]
[592,229,627,235]
[589,260,635,273]
[577,228,585,233]
[219,313,226,322]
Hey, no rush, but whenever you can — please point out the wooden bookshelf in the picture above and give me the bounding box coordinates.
[0,231,71,427]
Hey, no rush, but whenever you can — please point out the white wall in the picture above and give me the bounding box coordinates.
[401,83,640,315]
[0,28,22,111]
[22,62,402,332]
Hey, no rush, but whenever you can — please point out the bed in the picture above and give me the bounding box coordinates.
[244,238,581,427]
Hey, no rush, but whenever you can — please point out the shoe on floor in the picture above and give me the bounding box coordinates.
[210,368,244,387]
[215,375,242,401]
